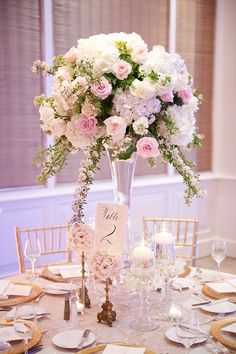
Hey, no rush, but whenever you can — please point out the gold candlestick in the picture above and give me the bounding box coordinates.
[79,251,91,308]
[97,278,116,327]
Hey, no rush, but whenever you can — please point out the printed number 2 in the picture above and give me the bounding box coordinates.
[100,224,116,245]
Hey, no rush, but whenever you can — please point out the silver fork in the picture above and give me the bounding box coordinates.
[200,313,225,326]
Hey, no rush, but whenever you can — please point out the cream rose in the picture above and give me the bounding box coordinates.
[104,115,127,142]
[130,79,157,100]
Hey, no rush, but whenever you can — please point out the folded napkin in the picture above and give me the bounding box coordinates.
[103,344,145,354]
[227,278,236,288]
[6,284,32,297]
[173,278,195,289]
[0,341,11,351]
[0,281,9,297]
[48,264,82,275]
[0,327,23,342]
[222,322,236,334]
[207,282,236,293]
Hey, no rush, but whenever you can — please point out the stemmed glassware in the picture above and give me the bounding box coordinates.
[24,238,41,279]
[14,304,36,354]
[129,242,157,331]
[211,240,227,279]
[175,310,200,354]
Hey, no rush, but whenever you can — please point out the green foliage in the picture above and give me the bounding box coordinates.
[147,70,160,82]
[33,139,71,184]
[117,145,136,160]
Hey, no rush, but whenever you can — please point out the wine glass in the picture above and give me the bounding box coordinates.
[175,310,200,354]
[211,240,227,279]
[14,304,36,354]
[24,238,41,279]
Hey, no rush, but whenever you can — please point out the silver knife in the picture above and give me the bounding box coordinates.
[77,329,90,350]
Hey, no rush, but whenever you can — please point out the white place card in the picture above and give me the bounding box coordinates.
[208,282,236,294]
[95,204,128,253]
[6,284,32,297]
[103,344,145,354]
[48,264,82,275]
[0,281,9,296]
[222,323,236,334]
[0,327,23,342]
[59,267,82,279]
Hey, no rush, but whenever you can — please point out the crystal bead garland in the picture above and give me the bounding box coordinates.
[106,148,137,265]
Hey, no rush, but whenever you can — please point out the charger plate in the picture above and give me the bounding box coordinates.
[179,265,191,278]
[77,344,156,354]
[0,320,42,354]
[210,316,236,351]
[0,282,42,307]
[202,284,236,304]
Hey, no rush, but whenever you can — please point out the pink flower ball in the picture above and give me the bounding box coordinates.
[77,114,97,137]
[91,77,112,100]
[161,91,174,103]
[113,60,132,80]
[136,137,160,159]
[178,87,192,103]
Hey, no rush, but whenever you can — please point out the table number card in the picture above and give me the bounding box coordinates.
[95,204,128,253]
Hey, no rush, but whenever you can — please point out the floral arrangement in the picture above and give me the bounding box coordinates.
[32,32,204,225]
[92,250,121,281]
[68,223,94,252]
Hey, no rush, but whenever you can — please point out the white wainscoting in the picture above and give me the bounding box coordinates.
[0,174,235,278]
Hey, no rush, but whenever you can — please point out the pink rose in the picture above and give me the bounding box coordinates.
[64,46,80,63]
[91,77,112,100]
[178,87,192,103]
[77,114,97,137]
[136,137,160,158]
[81,98,98,117]
[113,60,132,80]
[104,115,127,142]
[161,91,174,103]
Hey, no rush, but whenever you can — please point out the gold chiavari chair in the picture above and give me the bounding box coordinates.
[15,225,72,273]
[143,217,199,266]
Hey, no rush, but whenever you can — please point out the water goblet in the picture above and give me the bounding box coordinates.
[175,310,200,354]
[14,304,36,354]
[24,238,41,279]
[211,240,227,279]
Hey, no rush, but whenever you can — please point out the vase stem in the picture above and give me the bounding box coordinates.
[106,149,136,264]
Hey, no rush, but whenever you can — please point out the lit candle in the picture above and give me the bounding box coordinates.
[156,230,174,244]
[168,304,183,320]
[132,246,153,268]
[76,301,85,313]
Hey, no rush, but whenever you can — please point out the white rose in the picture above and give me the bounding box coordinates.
[39,105,55,131]
[50,118,66,138]
[54,92,70,115]
[130,79,156,100]
[104,116,127,142]
[131,46,148,63]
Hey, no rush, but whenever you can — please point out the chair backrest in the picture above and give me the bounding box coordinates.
[15,225,72,273]
[143,217,199,266]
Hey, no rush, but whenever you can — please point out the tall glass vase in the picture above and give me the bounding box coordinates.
[106,148,136,265]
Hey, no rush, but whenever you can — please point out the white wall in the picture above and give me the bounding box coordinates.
[212,0,236,257]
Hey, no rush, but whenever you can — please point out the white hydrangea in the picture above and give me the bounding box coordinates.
[132,117,149,135]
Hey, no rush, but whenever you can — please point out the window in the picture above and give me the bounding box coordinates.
[0,0,214,190]
[0,0,43,189]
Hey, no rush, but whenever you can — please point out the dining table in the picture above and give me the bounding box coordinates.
[1,266,236,354]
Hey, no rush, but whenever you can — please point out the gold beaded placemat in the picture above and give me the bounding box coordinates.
[0,282,42,307]
[202,284,236,304]
[179,265,191,278]
[77,344,157,354]
[0,320,42,354]
[210,316,236,351]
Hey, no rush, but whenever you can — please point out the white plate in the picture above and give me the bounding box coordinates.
[165,326,207,346]
[200,301,236,314]
[52,329,96,349]
[6,305,47,320]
